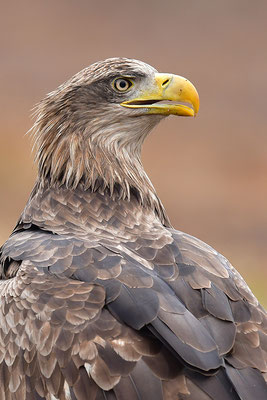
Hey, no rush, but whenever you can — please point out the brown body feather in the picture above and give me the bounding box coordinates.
[0,58,266,399]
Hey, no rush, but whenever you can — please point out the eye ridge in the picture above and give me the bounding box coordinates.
[113,77,133,92]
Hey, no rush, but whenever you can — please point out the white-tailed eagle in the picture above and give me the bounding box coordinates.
[0,58,266,399]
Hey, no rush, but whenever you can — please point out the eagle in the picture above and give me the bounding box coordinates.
[0,57,266,400]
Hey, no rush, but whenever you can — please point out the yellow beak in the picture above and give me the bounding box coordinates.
[120,73,199,117]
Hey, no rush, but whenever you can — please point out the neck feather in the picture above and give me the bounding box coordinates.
[31,115,171,227]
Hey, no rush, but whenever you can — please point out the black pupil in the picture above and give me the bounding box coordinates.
[119,80,127,89]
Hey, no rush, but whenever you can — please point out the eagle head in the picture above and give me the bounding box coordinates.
[32,58,199,204]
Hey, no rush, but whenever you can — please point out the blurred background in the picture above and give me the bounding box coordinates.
[0,0,266,306]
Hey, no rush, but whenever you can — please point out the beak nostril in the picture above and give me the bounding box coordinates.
[162,79,170,87]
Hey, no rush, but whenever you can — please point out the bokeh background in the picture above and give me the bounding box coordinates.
[0,0,266,306]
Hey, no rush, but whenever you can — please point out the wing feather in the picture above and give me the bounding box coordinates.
[1,189,266,399]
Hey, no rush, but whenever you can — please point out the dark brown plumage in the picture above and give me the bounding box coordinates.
[0,58,266,399]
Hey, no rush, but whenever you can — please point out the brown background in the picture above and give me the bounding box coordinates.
[0,1,266,306]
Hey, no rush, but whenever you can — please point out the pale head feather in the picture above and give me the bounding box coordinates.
[30,58,171,225]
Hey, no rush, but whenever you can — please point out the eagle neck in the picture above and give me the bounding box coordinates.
[31,99,170,226]
[33,125,170,226]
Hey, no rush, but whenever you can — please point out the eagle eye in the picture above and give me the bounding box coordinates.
[113,78,133,92]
